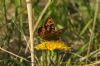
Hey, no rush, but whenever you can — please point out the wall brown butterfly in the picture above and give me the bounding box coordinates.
[38,17,65,41]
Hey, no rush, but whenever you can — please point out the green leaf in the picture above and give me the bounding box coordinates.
[80,19,93,36]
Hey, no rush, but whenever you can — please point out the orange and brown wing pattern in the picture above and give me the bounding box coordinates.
[44,17,55,33]
[38,17,65,40]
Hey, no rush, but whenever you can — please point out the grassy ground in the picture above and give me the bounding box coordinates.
[0,0,100,66]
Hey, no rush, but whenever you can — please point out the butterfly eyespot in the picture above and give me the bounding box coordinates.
[38,17,65,40]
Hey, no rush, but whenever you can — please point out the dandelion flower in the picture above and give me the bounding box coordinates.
[35,40,71,51]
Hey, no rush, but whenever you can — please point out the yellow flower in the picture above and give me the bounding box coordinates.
[35,40,71,51]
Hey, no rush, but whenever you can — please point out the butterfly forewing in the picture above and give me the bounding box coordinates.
[44,17,55,32]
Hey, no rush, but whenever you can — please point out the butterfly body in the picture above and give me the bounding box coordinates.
[38,17,65,41]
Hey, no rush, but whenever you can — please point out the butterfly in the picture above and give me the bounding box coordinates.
[38,17,65,41]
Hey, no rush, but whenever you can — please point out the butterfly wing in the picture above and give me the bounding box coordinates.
[38,17,55,39]
[44,17,55,32]
[42,28,65,40]
[38,17,65,41]
[53,28,65,36]
[38,27,46,38]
